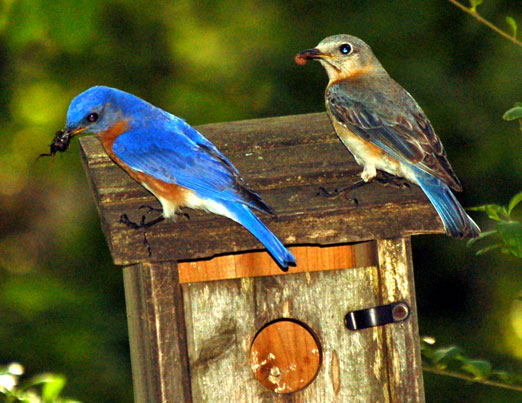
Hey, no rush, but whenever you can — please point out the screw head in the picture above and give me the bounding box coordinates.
[392,303,409,321]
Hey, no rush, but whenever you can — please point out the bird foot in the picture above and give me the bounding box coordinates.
[374,172,410,189]
[175,210,190,220]
[119,213,166,257]
[138,205,190,220]
[119,213,165,229]
[139,205,163,215]
[317,179,366,198]
[316,184,360,206]
[317,186,342,198]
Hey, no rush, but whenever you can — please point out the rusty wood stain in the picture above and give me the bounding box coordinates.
[331,350,340,395]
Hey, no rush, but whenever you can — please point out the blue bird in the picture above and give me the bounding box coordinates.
[62,86,296,270]
[297,35,480,238]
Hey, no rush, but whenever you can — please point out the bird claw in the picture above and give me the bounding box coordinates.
[139,205,163,215]
[316,186,359,207]
[317,179,366,199]
[175,211,190,220]
[142,233,152,257]
[374,172,410,189]
[119,212,165,229]
[120,214,142,229]
[119,212,166,257]
[316,186,341,198]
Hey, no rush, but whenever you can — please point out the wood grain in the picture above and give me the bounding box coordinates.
[79,112,444,265]
[377,238,425,402]
[123,262,191,402]
[177,242,376,283]
[182,262,392,402]
[250,320,321,393]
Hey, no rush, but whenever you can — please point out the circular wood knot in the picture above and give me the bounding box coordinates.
[250,319,321,394]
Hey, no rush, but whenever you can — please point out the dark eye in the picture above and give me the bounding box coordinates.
[86,112,98,123]
[339,43,352,55]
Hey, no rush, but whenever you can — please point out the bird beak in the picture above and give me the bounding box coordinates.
[297,48,328,60]
[64,126,87,137]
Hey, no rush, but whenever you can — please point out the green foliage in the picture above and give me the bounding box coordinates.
[470,109,522,257]
[468,191,522,257]
[506,17,518,39]
[503,103,522,122]
[422,338,522,387]
[0,363,80,402]
[469,0,483,12]
[0,1,520,402]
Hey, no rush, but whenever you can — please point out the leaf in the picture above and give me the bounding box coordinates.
[515,102,522,107]
[469,0,483,12]
[461,359,492,379]
[42,374,66,401]
[432,346,462,364]
[468,204,508,221]
[508,191,522,214]
[467,229,497,247]
[489,370,514,383]
[506,16,518,38]
[476,243,503,255]
[420,338,436,362]
[21,373,60,391]
[497,221,522,258]
[503,106,522,121]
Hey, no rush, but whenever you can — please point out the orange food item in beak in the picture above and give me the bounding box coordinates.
[294,53,307,65]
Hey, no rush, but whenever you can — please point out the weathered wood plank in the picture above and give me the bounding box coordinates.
[377,238,425,402]
[79,113,443,265]
[182,262,391,401]
[177,242,377,283]
[123,262,192,402]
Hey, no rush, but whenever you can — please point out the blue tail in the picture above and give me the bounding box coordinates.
[227,203,296,271]
[414,168,480,238]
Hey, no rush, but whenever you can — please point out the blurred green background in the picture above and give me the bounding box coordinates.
[0,0,521,401]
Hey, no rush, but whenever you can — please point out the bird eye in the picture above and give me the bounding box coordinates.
[86,112,98,123]
[339,43,352,55]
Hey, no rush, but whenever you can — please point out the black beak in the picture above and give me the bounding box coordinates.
[298,48,325,60]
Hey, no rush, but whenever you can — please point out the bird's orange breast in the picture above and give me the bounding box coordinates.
[327,64,376,88]
[97,120,191,207]
[331,119,386,159]
[330,118,402,174]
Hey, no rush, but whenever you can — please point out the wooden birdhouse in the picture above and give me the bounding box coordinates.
[79,113,443,402]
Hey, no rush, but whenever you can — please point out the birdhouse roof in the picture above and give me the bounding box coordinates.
[79,113,443,265]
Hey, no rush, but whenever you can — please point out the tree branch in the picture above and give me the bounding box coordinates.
[447,0,522,48]
[423,366,522,393]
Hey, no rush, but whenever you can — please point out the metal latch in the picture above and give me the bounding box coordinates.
[344,301,410,331]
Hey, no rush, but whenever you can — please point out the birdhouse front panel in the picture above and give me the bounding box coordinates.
[182,243,389,401]
[177,238,423,402]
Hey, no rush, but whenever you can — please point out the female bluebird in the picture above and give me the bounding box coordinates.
[297,35,480,238]
[62,86,296,270]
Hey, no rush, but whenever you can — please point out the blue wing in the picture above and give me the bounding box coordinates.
[112,117,273,214]
[326,81,462,191]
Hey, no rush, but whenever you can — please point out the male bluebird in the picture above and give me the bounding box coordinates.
[61,86,296,270]
[297,35,480,238]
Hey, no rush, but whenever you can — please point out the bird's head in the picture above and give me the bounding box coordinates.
[63,86,127,138]
[296,34,383,83]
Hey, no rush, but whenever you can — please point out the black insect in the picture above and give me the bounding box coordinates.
[37,130,72,159]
